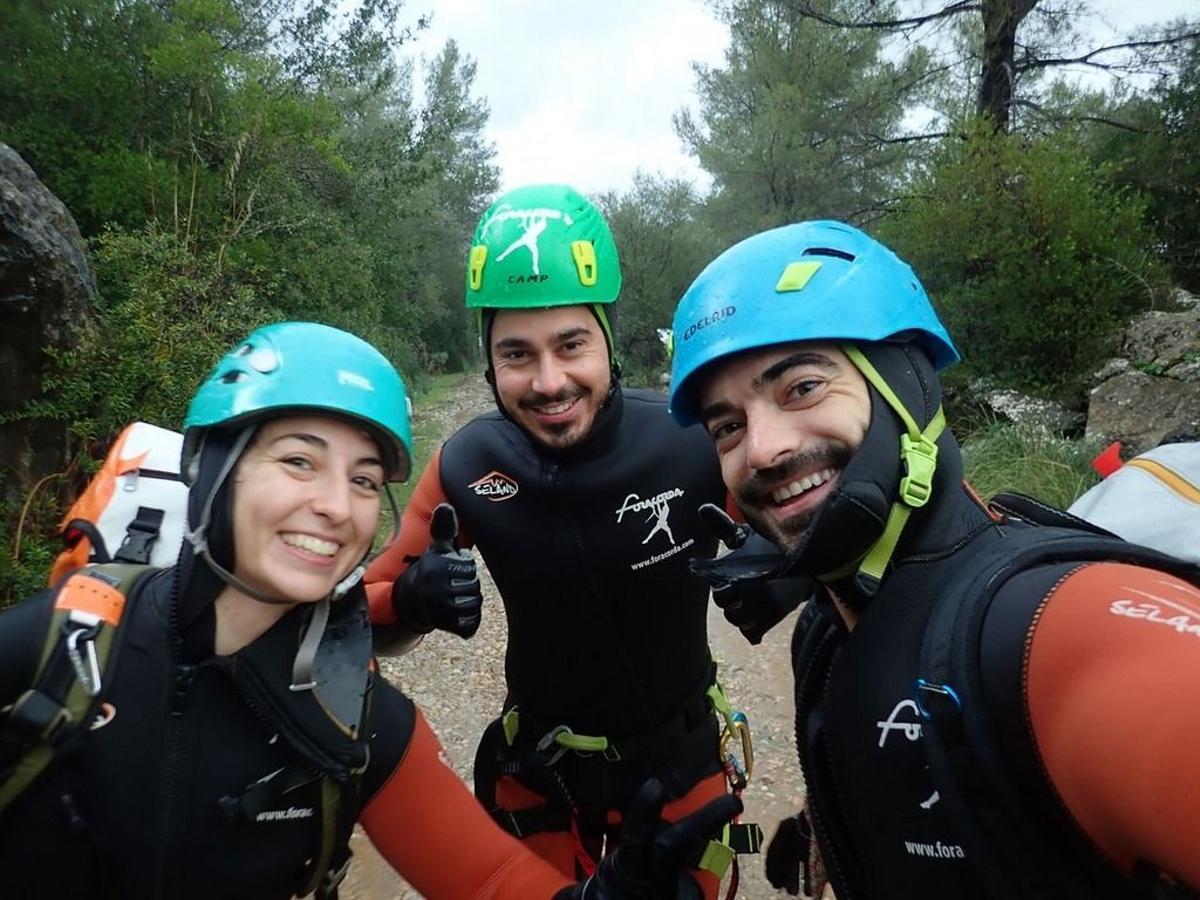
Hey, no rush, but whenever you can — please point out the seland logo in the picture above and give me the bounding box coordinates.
[469,470,519,502]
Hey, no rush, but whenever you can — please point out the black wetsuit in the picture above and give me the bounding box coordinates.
[371,387,726,740]
[0,568,413,900]
[366,387,730,825]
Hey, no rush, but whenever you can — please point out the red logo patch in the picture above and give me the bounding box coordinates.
[469,470,519,502]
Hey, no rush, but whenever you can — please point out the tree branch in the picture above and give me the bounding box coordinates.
[787,0,982,32]
[1012,98,1159,134]
[1020,31,1200,71]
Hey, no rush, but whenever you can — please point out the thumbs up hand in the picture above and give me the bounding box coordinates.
[391,503,483,639]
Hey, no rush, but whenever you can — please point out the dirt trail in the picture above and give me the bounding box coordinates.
[342,374,806,899]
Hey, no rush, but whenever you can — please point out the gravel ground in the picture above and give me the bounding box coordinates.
[341,374,813,899]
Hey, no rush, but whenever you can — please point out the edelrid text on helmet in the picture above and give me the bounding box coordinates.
[183,321,414,482]
[667,220,959,425]
[466,184,621,310]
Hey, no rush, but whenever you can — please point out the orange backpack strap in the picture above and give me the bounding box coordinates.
[0,564,152,814]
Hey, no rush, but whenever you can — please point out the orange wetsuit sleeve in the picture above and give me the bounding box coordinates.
[1025,561,1200,889]
[365,447,475,625]
[360,708,571,899]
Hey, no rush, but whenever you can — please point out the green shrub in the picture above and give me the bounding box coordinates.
[881,122,1166,399]
[960,420,1101,509]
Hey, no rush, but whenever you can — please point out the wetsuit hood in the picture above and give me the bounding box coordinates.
[780,341,964,605]
[178,427,240,632]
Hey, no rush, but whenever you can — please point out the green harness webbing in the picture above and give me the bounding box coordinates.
[499,679,763,879]
[840,345,947,594]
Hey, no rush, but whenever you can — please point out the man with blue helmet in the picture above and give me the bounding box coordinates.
[668,222,1200,899]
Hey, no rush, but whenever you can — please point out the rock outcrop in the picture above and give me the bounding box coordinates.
[1085,308,1200,453]
[0,143,96,505]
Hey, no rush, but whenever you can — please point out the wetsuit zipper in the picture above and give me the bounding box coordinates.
[549,459,656,738]
[794,611,859,899]
[152,578,190,898]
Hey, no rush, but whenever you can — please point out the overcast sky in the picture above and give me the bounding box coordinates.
[399,0,1197,197]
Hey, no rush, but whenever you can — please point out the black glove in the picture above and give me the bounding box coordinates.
[764,812,816,896]
[391,503,482,639]
[693,504,809,645]
[554,778,742,899]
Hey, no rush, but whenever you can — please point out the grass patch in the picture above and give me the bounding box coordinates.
[961,421,1102,510]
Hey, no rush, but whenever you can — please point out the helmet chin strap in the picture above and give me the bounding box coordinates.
[840,344,947,596]
[185,426,290,606]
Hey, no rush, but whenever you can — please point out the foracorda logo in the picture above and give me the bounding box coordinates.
[469,470,519,502]
[680,306,736,342]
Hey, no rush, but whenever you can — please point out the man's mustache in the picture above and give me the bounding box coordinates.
[738,443,854,507]
[518,387,586,410]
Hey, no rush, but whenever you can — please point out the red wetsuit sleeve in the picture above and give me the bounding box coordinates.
[365,448,475,625]
[1025,561,1200,889]
[360,708,571,898]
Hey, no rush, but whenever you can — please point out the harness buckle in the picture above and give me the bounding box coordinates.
[535,725,610,766]
[536,726,573,766]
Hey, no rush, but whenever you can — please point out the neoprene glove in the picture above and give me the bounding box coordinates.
[391,503,482,639]
[765,810,827,898]
[693,504,808,645]
[765,813,806,895]
[554,778,743,899]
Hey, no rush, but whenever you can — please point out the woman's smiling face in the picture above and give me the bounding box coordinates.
[230,415,384,603]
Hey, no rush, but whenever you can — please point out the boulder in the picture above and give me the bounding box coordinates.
[1082,307,1200,453]
[976,388,1086,437]
[1117,308,1200,378]
[1086,370,1200,454]
[0,143,96,506]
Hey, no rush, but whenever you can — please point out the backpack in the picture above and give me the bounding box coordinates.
[48,422,189,587]
[1067,442,1200,564]
[1,564,363,899]
[916,493,1200,899]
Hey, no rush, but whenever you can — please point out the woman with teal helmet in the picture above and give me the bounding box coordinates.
[0,321,733,899]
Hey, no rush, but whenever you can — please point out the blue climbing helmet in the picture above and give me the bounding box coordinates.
[182,321,414,482]
[668,220,958,425]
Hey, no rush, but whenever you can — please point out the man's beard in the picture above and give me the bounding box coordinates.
[736,441,854,553]
[517,387,594,450]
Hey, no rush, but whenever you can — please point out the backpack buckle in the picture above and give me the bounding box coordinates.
[113,506,165,564]
[4,690,72,743]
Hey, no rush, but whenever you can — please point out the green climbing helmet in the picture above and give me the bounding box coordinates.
[182,321,414,482]
[466,183,621,312]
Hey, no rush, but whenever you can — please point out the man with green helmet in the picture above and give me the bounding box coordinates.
[365,184,760,896]
[668,221,1200,898]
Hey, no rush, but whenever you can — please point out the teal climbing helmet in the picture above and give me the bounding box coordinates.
[668,220,959,425]
[183,322,413,482]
